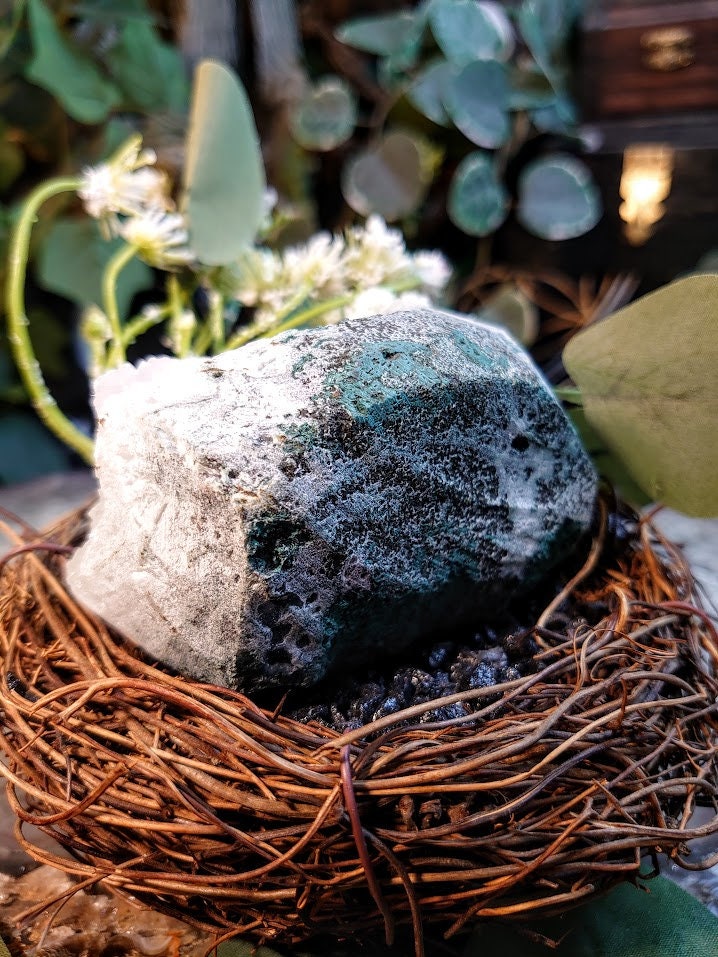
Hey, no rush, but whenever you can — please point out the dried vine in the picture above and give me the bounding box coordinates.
[0,502,716,956]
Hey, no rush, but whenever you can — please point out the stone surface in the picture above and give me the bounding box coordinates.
[66,310,597,691]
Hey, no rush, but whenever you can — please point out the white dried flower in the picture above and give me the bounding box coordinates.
[342,215,413,288]
[412,250,452,293]
[79,138,170,229]
[345,288,436,321]
[282,232,346,297]
[344,287,399,320]
[233,248,283,307]
[119,209,193,268]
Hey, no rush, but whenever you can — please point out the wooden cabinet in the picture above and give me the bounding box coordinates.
[582,0,718,120]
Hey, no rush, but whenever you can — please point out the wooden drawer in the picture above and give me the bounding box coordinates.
[582,0,718,118]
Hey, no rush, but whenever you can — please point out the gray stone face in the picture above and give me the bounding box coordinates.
[66,310,598,691]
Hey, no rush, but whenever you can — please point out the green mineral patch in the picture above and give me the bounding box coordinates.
[323,339,445,421]
[451,327,509,371]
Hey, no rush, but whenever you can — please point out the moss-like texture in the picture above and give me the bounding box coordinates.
[68,310,597,691]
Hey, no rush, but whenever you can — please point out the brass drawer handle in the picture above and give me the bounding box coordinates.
[641,26,695,71]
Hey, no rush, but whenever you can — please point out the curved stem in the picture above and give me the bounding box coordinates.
[5,175,95,464]
[102,242,138,368]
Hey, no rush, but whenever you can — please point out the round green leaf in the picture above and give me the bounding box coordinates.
[430,0,514,65]
[342,131,426,221]
[443,60,509,149]
[517,154,601,240]
[448,151,508,236]
[336,11,418,56]
[289,76,357,152]
[407,58,452,126]
[38,218,152,317]
[26,0,121,124]
[479,285,539,345]
[181,60,266,266]
[563,274,718,516]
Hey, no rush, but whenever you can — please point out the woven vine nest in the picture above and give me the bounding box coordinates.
[1,497,718,956]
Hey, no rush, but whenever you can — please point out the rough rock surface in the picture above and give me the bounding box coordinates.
[67,310,597,691]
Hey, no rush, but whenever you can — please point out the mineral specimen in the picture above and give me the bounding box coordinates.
[67,310,597,691]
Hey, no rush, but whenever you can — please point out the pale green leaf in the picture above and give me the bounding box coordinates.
[567,407,652,507]
[181,60,266,266]
[0,0,26,58]
[106,20,189,113]
[443,60,510,149]
[517,153,600,240]
[563,274,718,516]
[38,218,152,318]
[25,0,122,124]
[289,76,357,152]
[342,131,426,221]
[463,877,718,956]
[478,285,539,345]
[336,11,417,56]
[216,942,283,957]
[448,150,508,236]
[0,411,70,483]
[430,0,515,65]
[407,58,452,126]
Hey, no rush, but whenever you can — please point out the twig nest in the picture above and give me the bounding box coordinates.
[67,310,596,690]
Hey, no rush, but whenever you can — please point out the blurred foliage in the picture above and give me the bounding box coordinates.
[0,0,188,483]
[294,0,601,241]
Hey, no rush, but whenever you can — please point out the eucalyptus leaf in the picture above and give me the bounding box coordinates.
[563,274,718,516]
[443,60,510,149]
[430,0,514,65]
[463,877,718,956]
[289,76,357,152]
[342,130,426,221]
[518,0,577,78]
[106,20,188,113]
[216,941,283,957]
[71,0,156,21]
[335,10,417,56]
[0,411,70,484]
[517,154,601,240]
[568,406,652,507]
[38,218,152,318]
[530,93,578,133]
[448,150,508,236]
[25,0,122,124]
[478,285,539,345]
[508,67,556,110]
[407,58,452,126]
[182,60,266,266]
[0,0,26,58]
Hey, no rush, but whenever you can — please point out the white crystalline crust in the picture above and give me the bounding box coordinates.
[67,311,597,689]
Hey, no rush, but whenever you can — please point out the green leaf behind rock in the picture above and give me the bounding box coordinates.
[25,0,121,124]
[464,877,718,956]
[448,150,508,236]
[181,60,266,266]
[517,153,600,240]
[563,274,718,516]
[38,218,152,318]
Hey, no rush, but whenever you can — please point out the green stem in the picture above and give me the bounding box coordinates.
[122,305,170,349]
[5,175,95,464]
[102,242,138,368]
[209,291,225,354]
[554,385,584,405]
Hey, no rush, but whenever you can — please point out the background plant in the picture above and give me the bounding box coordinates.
[0,0,188,481]
[287,0,600,244]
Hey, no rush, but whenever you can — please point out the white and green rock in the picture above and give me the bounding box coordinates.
[67,310,597,691]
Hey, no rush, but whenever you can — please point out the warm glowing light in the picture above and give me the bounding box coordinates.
[619,144,674,245]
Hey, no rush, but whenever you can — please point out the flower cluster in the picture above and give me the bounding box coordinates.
[231,215,452,333]
[78,137,193,269]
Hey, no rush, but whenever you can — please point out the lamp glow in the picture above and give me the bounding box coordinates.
[619,144,674,245]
